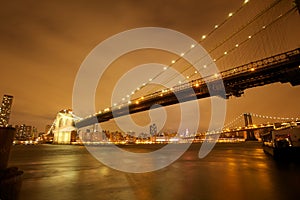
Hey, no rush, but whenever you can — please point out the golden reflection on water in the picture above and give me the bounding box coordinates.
[10,143,300,200]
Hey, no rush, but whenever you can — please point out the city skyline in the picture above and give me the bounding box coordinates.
[0,0,300,132]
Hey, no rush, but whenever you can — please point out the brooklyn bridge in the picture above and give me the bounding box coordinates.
[45,0,300,144]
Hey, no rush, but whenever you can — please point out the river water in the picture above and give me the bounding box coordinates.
[8,142,300,200]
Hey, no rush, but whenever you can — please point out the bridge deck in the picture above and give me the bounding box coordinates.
[76,48,300,128]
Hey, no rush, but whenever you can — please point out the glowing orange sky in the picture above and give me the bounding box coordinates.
[0,0,299,132]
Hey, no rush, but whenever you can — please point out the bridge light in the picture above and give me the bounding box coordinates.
[213,59,217,62]
[142,83,146,86]
[135,100,139,104]
[248,35,252,39]
[113,103,117,106]
[224,51,227,55]
[235,44,239,47]
[128,101,131,104]
[104,108,110,112]
[179,80,182,84]
[122,98,125,101]
[250,68,255,71]
[214,73,219,78]
[262,25,266,29]
[141,96,144,100]
[163,66,168,70]
[149,78,152,82]
[214,25,219,29]
[186,76,189,79]
[194,70,198,74]
[180,53,185,56]
[190,44,195,48]
[126,94,130,98]
[244,0,249,4]
[171,60,176,64]
[195,83,199,87]
[203,65,207,68]
[131,91,135,94]
[201,35,206,40]
[228,12,233,17]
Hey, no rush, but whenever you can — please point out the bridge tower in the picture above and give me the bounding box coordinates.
[243,113,257,141]
[53,109,77,144]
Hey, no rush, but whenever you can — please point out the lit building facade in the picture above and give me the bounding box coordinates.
[14,124,38,140]
[53,109,77,144]
[0,94,13,127]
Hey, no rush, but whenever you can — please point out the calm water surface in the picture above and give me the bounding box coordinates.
[8,142,300,200]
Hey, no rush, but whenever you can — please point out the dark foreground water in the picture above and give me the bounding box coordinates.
[8,142,300,200]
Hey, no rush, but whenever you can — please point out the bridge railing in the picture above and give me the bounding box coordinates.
[220,48,300,80]
[104,48,300,115]
[135,48,300,102]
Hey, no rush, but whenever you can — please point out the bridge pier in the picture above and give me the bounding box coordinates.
[244,113,258,141]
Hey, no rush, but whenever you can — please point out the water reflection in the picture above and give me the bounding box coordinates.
[9,143,300,200]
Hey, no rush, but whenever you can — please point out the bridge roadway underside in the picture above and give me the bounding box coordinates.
[224,53,300,97]
[76,49,300,128]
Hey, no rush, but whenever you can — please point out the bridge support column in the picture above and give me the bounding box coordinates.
[244,113,258,141]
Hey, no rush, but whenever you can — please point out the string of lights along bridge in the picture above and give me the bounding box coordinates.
[107,0,299,107]
[47,0,300,144]
[76,49,300,128]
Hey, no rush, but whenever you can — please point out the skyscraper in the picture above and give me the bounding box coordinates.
[150,123,157,136]
[0,95,13,127]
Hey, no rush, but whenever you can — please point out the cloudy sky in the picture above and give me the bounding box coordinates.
[0,0,299,133]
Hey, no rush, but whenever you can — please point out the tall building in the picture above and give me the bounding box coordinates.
[0,94,13,127]
[15,124,33,140]
[150,123,157,136]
